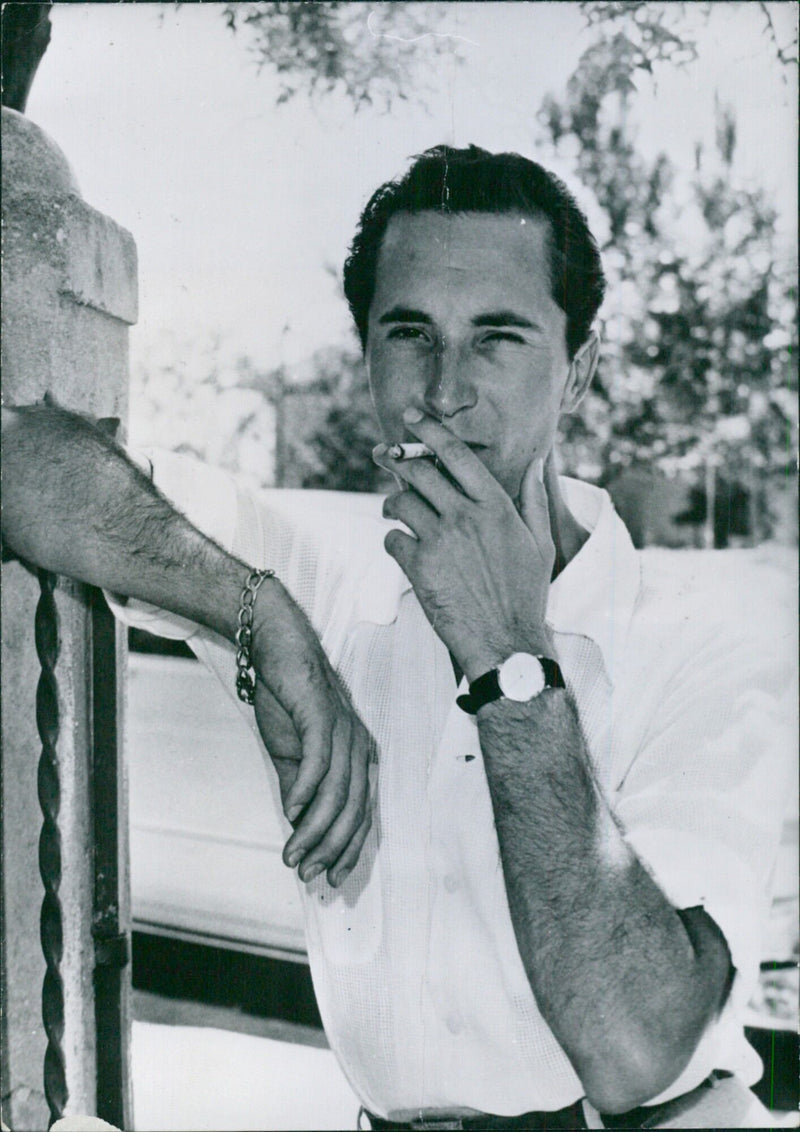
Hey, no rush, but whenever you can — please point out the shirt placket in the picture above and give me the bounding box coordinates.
[419,691,488,1092]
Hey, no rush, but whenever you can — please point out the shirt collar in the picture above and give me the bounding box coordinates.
[360,477,641,678]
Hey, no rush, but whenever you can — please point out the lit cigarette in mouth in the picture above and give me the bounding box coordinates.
[386,442,435,460]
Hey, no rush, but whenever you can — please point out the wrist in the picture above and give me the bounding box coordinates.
[461,627,554,684]
[248,573,286,662]
[233,567,277,705]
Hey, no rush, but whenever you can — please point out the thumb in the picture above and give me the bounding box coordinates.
[520,457,549,535]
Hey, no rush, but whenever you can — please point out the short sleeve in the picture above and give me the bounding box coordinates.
[614,598,795,1099]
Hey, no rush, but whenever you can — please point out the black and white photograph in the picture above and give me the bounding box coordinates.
[1,3,797,1129]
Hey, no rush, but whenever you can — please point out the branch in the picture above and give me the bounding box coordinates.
[757,1,799,75]
[220,1,455,112]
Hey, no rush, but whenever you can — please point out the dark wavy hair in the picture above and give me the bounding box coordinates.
[343,145,605,360]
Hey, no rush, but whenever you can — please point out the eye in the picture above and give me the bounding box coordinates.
[479,330,526,346]
[387,326,431,344]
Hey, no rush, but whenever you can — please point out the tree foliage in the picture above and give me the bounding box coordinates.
[276,347,390,492]
[222,1,456,108]
[540,6,797,544]
[579,2,797,78]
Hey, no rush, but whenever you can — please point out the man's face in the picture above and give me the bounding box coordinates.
[366,210,581,502]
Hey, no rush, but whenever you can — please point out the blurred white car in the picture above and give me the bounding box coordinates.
[129,650,306,961]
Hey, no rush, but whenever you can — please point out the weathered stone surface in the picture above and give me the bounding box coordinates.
[59,199,138,324]
[2,110,137,413]
[2,106,135,1129]
[3,192,138,323]
[2,106,81,200]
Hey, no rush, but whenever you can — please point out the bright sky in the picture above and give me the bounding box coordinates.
[27,2,797,377]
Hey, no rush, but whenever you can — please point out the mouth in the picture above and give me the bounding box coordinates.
[399,434,488,453]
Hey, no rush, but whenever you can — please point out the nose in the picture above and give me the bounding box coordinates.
[422,341,478,420]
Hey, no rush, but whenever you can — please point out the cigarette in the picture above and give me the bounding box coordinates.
[386,442,435,460]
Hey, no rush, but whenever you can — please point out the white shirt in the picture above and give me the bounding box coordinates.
[110,450,793,1118]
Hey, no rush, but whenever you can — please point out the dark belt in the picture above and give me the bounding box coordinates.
[361,1072,732,1131]
[360,1100,586,1130]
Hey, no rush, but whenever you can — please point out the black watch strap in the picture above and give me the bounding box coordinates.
[456,657,565,716]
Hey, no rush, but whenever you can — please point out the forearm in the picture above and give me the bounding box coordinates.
[479,691,729,1112]
[2,404,252,642]
[3,405,376,881]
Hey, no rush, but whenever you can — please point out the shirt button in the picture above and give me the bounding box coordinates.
[443,873,460,894]
[446,1012,464,1035]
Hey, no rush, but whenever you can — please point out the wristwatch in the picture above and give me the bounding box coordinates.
[456,652,565,715]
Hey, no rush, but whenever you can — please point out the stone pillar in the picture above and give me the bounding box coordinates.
[1,107,137,1130]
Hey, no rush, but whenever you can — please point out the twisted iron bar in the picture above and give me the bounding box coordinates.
[35,568,68,1126]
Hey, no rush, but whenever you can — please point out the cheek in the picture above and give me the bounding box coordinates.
[489,368,563,463]
[516,354,566,420]
[493,366,555,424]
[368,372,407,439]
[368,349,425,421]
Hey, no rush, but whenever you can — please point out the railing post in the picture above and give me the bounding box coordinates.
[1,106,137,1129]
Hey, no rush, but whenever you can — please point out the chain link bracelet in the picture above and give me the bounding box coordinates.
[235,568,275,705]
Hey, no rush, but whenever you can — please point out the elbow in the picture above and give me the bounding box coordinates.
[584,1074,674,1117]
[583,1063,684,1116]
[577,1029,700,1115]
[576,923,731,1114]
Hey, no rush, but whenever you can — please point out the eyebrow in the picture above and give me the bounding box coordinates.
[472,311,541,331]
[377,307,433,325]
[377,307,541,332]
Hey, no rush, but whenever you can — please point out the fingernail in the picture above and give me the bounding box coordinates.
[287,805,303,823]
[286,849,301,867]
[372,443,387,460]
[302,862,324,883]
[403,406,424,423]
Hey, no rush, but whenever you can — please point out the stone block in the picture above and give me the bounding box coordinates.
[2,108,137,417]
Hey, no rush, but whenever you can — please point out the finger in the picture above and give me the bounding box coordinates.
[282,701,334,821]
[283,712,353,867]
[254,685,305,824]
[382,489,437,538]
[373,443,458,514]
[297,731,371,883]
[520,456,557,580]
[384,527,417,574]
[519,456,548,534]
[328,809,372,888]
[270,756,300,807]
[402,411,499,501]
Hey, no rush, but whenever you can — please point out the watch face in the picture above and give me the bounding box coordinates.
[498,652,545,701]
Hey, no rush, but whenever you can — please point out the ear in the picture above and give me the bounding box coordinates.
[560,329,599,414]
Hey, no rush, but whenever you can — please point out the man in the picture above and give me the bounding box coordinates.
[2,146,788,1128]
